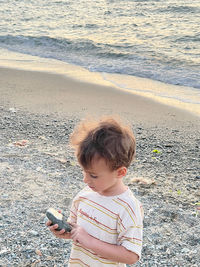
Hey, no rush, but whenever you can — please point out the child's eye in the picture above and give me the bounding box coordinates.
[90,174,98,179]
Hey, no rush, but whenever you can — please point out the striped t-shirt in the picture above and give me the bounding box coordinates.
[68,186,143,266]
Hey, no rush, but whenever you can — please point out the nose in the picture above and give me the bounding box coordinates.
[83,172,90,184]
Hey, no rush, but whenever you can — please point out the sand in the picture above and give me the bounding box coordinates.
[0,66,199,127]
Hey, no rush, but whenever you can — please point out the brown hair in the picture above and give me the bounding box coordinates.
[70,117,136,170]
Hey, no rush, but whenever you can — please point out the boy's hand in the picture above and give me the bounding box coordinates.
[46,220,71,239]
[70,223,93,249]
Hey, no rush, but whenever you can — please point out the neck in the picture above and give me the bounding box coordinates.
[100,182,127,196]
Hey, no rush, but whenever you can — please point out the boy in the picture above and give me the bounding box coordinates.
[47,117,143,266]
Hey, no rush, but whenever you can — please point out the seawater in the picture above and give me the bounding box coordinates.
[0,0,200,112]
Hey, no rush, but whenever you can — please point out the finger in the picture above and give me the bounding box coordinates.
[72,236,79,243]
[46,220,52,226]
[71,230,78,239]
[70,228,77,235]
[49,224,59,231]
[58,229,65,235]
[70,222,77,228]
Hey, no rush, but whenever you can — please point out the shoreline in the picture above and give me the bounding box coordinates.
[0,50,200,118]
[0,66,199,130]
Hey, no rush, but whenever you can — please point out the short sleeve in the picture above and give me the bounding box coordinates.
[117,201,143,259]
[67,187,89,224]
[67,192,81,224]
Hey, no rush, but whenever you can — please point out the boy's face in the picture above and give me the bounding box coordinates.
[81,157,127,196]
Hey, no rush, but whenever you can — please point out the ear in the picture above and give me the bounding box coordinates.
[116,166,127,178]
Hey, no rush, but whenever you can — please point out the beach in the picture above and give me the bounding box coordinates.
[0,66,200,266]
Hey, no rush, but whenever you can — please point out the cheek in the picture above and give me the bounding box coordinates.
[93,179,102,188]
[96,177,107,187]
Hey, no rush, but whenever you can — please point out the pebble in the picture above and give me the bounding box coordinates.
[29,230,39,237]
[181,248,190,254]
[0,108,200,266]
[0,249,10,256]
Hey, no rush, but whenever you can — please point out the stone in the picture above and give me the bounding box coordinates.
[29,230,39,237]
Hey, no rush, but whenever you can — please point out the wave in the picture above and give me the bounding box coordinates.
[0,34,194,66]
[0,34,199,89]
[0,34,136,60]
[174,34,200,43]
[157,5,200,14]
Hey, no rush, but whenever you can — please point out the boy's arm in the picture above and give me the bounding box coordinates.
[71,224,139,265]
[88,235,139,265]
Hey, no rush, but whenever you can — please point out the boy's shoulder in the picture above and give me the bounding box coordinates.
[115,188,142,211]
[113,189,144,224]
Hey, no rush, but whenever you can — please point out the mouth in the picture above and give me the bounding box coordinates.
[88,185,95,190]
